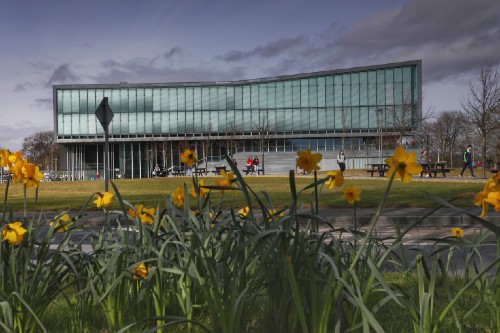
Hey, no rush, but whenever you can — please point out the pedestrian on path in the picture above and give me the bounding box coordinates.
[337,150,346,175]
[460,144,475,178]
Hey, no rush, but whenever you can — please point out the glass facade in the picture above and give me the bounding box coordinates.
[55,61,421,138]
[53,60,422,178]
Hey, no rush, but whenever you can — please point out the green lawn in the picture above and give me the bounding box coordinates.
[0,170,484,212]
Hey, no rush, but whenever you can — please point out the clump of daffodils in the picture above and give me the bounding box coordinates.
[0,149,44,188]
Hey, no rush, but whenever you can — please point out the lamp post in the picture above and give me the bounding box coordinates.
[376,109,383,163]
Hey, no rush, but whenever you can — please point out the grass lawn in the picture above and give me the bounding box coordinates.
[0,170,484,212]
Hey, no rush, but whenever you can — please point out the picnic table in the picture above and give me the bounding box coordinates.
[171,167,185,177]
[487,168,499,175]
[419,161,450,177]
[365,163,389,177]
[212,166,227,175]
[193,167,207,176]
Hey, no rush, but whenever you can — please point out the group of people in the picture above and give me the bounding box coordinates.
[419,145,476,178]
[245,156,260,175]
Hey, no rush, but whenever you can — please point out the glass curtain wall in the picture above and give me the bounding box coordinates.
[55,62,420,139]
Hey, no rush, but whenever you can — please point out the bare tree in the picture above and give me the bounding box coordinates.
[461,63,500,178]
[225,122,240,159]
[253,112,273,175]
[22,131,58,170]
[388,93,434,147]
[200,124,213,171]
[428,111,466,167]
[340,107,350,150]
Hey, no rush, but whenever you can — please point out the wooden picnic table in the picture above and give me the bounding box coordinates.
[420,161,450,177]
[365,163,389,177]
[212,166,227,175]
[193,167,207,176]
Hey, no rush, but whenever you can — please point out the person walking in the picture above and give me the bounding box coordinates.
[459,145,475,178]
[337,150,346,175]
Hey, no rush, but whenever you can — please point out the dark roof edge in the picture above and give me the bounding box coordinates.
[53,60,422,89]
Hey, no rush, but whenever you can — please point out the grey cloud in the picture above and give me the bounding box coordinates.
[0,124,52,152]
[13,81,38,92]
[14,83,26,92]
[164,46,182,59]
[91,57,246,84]
[33,98,53,110]
[325,0,500,82]
[46,64,79,87]
[218,35,307,62]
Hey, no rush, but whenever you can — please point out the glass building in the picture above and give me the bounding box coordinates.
[53,60,421,179]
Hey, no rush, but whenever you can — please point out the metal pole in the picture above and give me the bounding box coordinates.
[104,125,109,192]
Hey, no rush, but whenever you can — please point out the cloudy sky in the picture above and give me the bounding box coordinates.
[1,0,499,151]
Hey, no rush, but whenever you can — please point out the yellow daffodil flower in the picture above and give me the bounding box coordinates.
[3,222,27,245]
[267,209,284,222]
[215,170,237,193]
[132,262,150,280]
[22,163,44,188]
[180,149,198,168]
[94,192,114,208]
[0,149,11,167]
[238,206,250,218]
[475,173,500,217]
[128,204,156,224]
[9,154,26,184]
[191,179,209,198]
[451,227,464,237]
[296,148,322,174]
[51,214,72,232]
[384,146,423,183]
[172,187,185,207]
[343,186,361,204]
[326,171,344,189]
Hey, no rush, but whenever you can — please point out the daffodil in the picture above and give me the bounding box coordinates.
[128,204,156,224]
[238,206,250,218]
[215,170,237,193]
[51,214,72,232]
[132,262,150,280]
[326,171,344,189]
[451,227,464,237]
[0,149,11,167]
[3,222,27,245]
[267,209,284,222]
[180,149,198,168]
[9,153,26,183]
[191,179,209,198]
[172,187,185,207]
[22,163,44,188]
[384,146,423,183]
[343,186,361,204]
[94,192,114,208]
[296,148,322,174]
[475,173,500,217]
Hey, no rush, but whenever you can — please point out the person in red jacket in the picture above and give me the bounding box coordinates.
[246,156,253,175]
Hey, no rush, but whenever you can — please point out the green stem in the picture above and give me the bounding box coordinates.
[23,184,27,220]
[314,170,318,232]
[2,178,9,223]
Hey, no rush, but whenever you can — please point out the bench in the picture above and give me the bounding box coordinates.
[420,168,451,177]
[242,168,264,175]
[365,169,387,177]
[487,169,499,174]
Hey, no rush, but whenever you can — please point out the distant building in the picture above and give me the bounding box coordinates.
[53,60,422,179]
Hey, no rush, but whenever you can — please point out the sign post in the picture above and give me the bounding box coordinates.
[95,97,114,192]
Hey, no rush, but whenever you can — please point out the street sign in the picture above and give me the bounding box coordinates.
[95,97,114,129]
[95,97,114,192]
